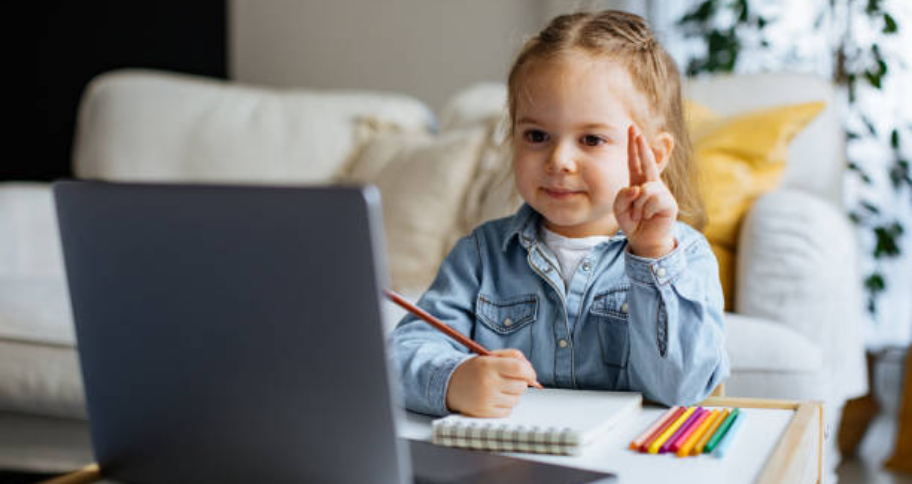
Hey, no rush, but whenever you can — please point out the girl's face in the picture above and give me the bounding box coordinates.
[512,53,648,238]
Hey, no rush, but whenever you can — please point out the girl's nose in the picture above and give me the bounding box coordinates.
[546,142,577,174]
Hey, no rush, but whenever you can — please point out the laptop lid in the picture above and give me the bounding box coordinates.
[54,181,412,484]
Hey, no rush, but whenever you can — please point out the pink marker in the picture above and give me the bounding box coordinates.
[670,407,712,453]
[660,407,704,453]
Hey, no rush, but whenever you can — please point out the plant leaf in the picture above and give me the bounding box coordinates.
[865,273,885,292]
[884,13,897,34]
[861,201,881,214]
[866,0,883,15]
[873,223,902,258]
[862,116,878,136]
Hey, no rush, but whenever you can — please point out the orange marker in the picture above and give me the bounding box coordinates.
[692,408,729,455]
[630,406,680,450]
[677,409,719,457]
[671,408,711,453]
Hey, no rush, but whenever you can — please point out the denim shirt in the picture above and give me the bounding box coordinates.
[389,204,729,416]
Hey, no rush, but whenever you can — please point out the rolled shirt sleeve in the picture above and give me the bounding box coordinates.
[388,234,481,416]
[623,231,730,406]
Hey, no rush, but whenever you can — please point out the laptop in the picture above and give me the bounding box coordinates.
[54,181,616,484]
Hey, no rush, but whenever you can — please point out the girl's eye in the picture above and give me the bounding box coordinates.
[523,130,549,144]
[582,135,605,147]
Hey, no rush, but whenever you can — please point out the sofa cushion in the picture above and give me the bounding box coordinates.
[339,124,488,292]
[738,189,868,402]
[0,279,74,347]
[724,312,822,373]
[0,340,85,419]
[438,82,507,132]
[687,100,825,310]
[0,412,92,472]
[0,278,82,420]
[73,69,436,184]
[447,119,522,244]
[0,183,66,280]
[684,73,844,205]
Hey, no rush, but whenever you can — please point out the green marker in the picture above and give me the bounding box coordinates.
[704,408,740,454]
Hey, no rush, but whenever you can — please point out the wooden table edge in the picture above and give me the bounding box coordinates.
[36,463,101,484]
[44,397,825,484]
[701,396,824,484]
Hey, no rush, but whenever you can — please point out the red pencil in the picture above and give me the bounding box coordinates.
[660,407,704,453]
[384,289,543,389]
[639,406,686,452]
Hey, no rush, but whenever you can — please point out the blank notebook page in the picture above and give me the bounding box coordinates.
[431,388,642,455]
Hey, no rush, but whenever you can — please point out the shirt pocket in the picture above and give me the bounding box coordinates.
[591,285,630,368]
[475,293,538,335]
[475,293,538,359]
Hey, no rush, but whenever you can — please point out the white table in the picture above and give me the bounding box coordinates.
[40,397,822,484]
[398,396,822,484]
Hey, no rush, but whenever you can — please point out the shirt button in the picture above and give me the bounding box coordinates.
[559,339,568,348]
[543,266,552,273]
[503,317,513,327]
[656,267,667,278]
[581,261,591,272]
[621,302,628,314]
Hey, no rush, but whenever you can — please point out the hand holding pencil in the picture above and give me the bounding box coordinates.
[385,289,542,418]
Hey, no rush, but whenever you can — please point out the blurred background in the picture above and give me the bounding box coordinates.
[16,1,912,483]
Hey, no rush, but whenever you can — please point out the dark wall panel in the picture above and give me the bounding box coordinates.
[14,2,227,182]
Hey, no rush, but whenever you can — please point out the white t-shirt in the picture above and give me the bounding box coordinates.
[540,224,613,291]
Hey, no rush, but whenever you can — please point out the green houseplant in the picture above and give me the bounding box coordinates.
[676,0,910,316]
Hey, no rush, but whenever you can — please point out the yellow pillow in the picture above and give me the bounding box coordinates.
[684,100,825,310]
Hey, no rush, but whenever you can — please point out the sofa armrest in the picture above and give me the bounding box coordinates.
[0,183,65,280]
[736,189,868,402]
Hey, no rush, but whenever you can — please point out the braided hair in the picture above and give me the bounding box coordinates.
[506,10,705,230]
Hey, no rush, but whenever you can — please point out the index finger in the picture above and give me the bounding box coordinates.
[495,356,538,384]
[628,125,644,186]
[637,132,661,182]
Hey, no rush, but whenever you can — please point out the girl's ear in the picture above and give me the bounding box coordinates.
[651,132,675,174]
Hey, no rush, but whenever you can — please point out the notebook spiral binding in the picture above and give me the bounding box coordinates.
[431,420,579,455]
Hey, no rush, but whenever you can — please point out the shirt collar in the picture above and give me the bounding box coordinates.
[501,203,629,252]
[501,204,540,252]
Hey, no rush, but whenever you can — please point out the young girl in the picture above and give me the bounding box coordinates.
[391,10,728,417]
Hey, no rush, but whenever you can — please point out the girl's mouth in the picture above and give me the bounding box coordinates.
[542,187,584,199]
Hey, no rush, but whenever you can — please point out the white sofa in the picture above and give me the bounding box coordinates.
[0,69,867,480]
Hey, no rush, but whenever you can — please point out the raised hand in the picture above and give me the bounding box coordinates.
[445,349,538,418]
[613,125,677,259]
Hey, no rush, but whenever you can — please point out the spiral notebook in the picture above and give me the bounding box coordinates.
[431,388,642,455]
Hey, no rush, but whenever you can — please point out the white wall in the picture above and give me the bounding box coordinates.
[229,0,633,110]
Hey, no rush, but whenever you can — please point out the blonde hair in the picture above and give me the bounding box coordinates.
[506,10,706,230]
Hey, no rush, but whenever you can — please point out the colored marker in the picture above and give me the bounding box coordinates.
[671,407,712,454]
[648,406,695,454]
[677,409,719,457]
[704,408,740,454]
[660,407,704,453]
[692,408,728,455]
[639,406,686,452]
[630,406,680,450]
[713,411,745,458]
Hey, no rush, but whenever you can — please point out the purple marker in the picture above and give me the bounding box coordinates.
[660,407,705,453]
